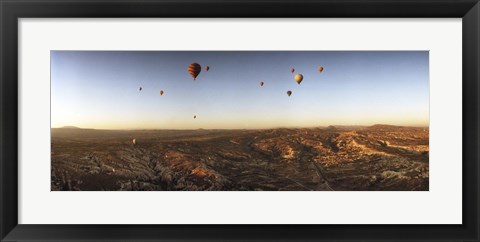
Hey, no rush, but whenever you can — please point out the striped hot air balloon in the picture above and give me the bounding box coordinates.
[188,63,202,80]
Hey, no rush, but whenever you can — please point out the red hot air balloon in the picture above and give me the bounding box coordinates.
[188,63,202,80]
[205,66,210,71]
[260,81,264,87]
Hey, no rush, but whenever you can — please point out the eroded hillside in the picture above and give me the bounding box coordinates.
[51,125,428,191]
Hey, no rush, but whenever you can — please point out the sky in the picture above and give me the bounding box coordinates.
[51,51,429,129]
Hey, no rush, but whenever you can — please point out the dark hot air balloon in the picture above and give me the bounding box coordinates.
[260,81,264,87]
[188,63,202,80]
[160,90,164,95]
[205,66,210,71]
[294,74,303,84]
[290,68,295,73]
[287,91,292,97]
[139,87,142,91]
[194,115,197,119]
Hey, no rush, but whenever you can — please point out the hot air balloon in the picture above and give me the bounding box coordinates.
[132,138,136,145]
[194,115,197,119]
[290,68,295,73]
[205,66,210,71]
[318,66,324,73]
[160,90,164,95]
[260,81,264,87]
[294,74,303,84]
[139,87,142,91]
[287,91,292,97]
[188,63,202,80]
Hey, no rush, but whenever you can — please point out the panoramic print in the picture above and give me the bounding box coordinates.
[51,51,429,191]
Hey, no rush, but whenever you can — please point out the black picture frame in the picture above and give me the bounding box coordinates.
[1,0,479,241]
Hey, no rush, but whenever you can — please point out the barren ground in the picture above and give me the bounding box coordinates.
[51,125,429,191]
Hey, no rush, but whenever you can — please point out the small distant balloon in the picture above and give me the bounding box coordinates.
[290,68,295,73]
[318,66,324,73]
[160,90,164,95]
[205,66,210,71]
[132,138,136,145]
[188,63,202,80]
[287,90,292,97]
[194,115,197,119]
[139,87,142,91]
[294,74,303,85]
[260,81,264,87]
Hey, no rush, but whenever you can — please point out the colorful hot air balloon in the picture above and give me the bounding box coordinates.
[160,90,164,95]
[188,63,202,80]
[290,68,295,73]
[205,66,210,71]
[318,66,324,73]
[287,91,292,97]
[294,74,303,84]
[260,81,264,87]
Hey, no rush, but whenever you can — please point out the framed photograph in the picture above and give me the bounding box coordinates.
[1,0,479,241]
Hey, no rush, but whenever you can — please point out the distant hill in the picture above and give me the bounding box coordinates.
[59,126,81,129]
[365,124,427,131]
[326,125,367,131]
[323,124,427,132]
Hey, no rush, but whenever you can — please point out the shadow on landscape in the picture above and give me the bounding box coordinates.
[51,125,429,191]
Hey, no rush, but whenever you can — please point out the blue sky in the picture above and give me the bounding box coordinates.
[51,51,429,129]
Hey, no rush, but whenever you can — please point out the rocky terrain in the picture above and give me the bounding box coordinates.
[51,125,429,191]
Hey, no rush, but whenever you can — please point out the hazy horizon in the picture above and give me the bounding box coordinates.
[52,123,429,131]
[51,51,429,129]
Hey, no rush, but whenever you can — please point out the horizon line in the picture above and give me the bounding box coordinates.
[52,123,430,131]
